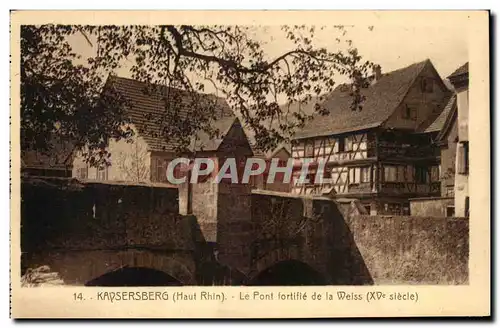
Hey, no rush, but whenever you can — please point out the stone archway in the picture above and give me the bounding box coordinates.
[85,266,183,286]
[247,259,327,286]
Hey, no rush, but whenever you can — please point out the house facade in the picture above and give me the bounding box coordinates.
[72,76,253,187]
[290,59,452,215]
[447,63,469,217]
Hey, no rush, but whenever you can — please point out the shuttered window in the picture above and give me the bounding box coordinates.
[457,141,469,174]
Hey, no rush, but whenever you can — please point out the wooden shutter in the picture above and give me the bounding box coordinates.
[457,143,465,174]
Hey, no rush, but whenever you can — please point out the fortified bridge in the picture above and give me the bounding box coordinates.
[20,177,468,286]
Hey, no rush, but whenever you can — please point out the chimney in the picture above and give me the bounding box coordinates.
[374,65,382,81]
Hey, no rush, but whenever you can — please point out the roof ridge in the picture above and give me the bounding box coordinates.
[110,75,225,101]
[329,59,430,93]
[380,58,430,77]
[377,59,430,127]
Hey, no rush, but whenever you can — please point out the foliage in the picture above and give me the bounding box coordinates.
[21,24,379,165]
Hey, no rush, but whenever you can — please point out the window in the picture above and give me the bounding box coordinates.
[305,141,314,157]
[338,138,345,152]
[430,166,440,182]
[349,167,361,184]
[406,165,414,182]
[457,141,469,174]
[349,166,370,184]
[415,166,429,183]
[97,166,108,181]
[402,104,417,120]
[154,158,168,182]
[384,165,398,182]
[77,167,88,180]
[421,78,434,93]
[446,206,455,217]
[346,137,352,151]
[360,166,371,183]
[402,105,411,119]
[397,166,406,182]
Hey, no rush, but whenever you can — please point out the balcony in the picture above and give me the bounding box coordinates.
[380,181,441,196]
[368,141,440,159]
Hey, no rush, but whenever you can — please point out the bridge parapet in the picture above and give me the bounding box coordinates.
[21,177,197,285]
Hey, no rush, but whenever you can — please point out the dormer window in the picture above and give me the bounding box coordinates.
[421,78,434,93]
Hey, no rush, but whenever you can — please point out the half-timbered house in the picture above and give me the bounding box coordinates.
[290,59,453,215]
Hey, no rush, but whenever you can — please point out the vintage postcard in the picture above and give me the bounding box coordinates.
[10,10,490,318]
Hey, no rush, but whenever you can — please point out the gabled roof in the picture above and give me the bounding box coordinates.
[448,62,469,79]
[294,59,433,139]
[107,76,236,152]
[436,96,458,142]
[418,95,456,134]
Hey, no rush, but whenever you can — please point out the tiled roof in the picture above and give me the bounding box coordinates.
[419,95,456,133]
[436,96,458,142]
[294,59,431,139]
[108,76,236,152]
[244,95,322,157]
[448,62,468,79]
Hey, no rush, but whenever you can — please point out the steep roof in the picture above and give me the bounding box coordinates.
[418,95,456,134]
[107,76,236,152]
[448,62,469,79]
[294,59,431,139]
[436,96,458,142]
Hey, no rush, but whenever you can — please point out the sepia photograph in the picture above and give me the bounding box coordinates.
[10,10,490,318]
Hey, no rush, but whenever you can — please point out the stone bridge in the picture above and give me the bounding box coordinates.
[21,177,469,286]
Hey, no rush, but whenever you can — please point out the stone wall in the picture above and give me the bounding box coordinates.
[247,191,373,285]
[21,178,196,284]
[246,191,468,285]
[345,215,469,284]
[409,197,454,217]
[190,180,218,242]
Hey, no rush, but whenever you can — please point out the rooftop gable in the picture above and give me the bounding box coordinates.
[448,62,469,79]
[293,59,435,139]
[106,76,236,153]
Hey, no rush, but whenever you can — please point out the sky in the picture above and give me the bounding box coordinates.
[69,23,468,94]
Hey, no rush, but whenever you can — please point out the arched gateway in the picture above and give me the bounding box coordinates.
[85,267,183,286]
